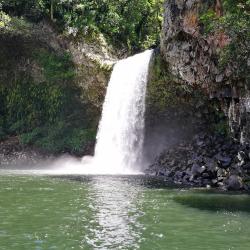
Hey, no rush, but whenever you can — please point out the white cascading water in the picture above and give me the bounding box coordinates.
[91,50,153,174]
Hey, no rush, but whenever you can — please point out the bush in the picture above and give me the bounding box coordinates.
[3,79,66,133]
[20,124,96,154]
[200,0,250,81]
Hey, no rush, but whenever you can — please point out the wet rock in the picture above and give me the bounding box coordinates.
[160,0,250,156]
[215,154,232,168]
[206,160,218,173]
[191,164,204,176]
[217,168,227,177]
[243,162,250,171]
[202,179,211,186]
[174,171,184,180]
[157,170,166,176]
[202,173,210,178]
[226,175,243,191]
[217,176,225,182]
[196,139,205,147]
[189,175,195,182]
[237,151,247,166]
[146,132,250,191]
[212,179,218,185]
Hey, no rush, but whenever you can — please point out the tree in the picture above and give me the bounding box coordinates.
[0,0,164,51]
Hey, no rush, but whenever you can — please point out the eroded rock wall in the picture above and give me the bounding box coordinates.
[147,0,250,190]
[160,0,250,144]
[0,20,115,111]
[144,50,216,164]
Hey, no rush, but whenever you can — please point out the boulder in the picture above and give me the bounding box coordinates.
[215,154,232,168]
[191,163,204,176]
[225,175,243,191]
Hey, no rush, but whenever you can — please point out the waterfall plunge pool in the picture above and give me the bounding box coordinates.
[1,49,249,249]
[0,174,250,250]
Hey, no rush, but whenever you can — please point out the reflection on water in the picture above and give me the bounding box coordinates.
[84,176,143,249]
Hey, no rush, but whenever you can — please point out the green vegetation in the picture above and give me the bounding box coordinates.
[19,125,95,154]
[0,49,96,154]
[146,51,230,135]
[200,0,250,81]
[147,52,194,116]
[0,10,33,37]
[209,103,229,136]
[0,0,163,52]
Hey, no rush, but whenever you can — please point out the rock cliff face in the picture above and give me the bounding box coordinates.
[160,0,250,144]
[0,20,115,111]
[0,20,115,162]
[144,50,216,163]
[148,0,250,190]
[68,33,116,110]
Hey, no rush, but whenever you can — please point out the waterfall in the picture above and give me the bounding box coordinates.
[91,50,153,174]
[1,50,153,176]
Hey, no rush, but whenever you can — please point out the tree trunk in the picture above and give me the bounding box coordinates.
[215,0,223,17]
[50,0,54,21]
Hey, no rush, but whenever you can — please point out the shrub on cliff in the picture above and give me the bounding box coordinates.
[201,0,250,81]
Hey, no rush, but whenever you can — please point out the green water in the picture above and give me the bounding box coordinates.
[0,175,250,250]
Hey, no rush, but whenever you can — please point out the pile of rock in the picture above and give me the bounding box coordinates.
[146,133,250,191]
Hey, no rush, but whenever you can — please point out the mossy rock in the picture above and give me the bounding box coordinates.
[145,49,229,135]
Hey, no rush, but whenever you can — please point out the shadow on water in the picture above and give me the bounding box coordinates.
[174,190,250,213]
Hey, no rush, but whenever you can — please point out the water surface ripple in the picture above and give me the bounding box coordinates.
[0,175,250,250]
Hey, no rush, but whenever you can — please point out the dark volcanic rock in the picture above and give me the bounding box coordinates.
[147,133,250,191]
[226,175,243,191]
[215,154,232,168]
[191,164,204,176]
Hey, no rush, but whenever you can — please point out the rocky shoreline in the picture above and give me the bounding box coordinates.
[146,133,250,191]
[2,135,250,193]
[0,137,54,168]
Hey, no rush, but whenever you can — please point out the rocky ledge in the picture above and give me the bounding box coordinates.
[146,134,250,191]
